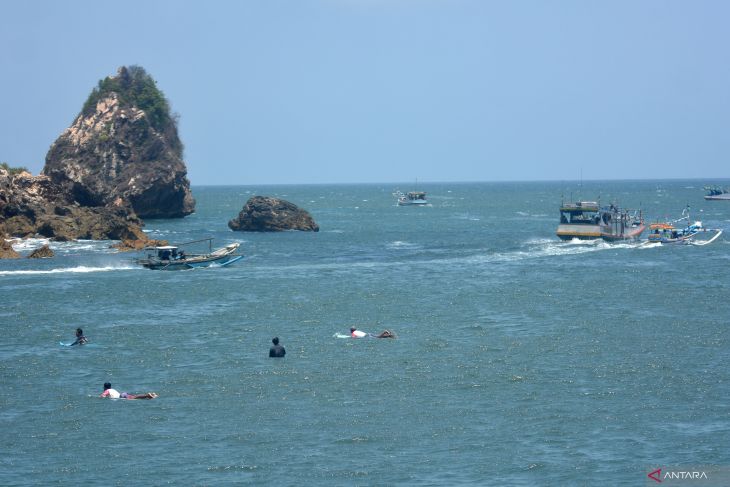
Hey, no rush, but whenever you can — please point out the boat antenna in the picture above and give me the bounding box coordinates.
[579,168,583,199]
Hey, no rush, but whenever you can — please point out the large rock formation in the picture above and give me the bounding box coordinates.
[43,66,195,218]
[0,168,147,243]
[228,196,319,232]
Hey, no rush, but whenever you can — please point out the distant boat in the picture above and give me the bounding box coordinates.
[647,207,723,245]
[556,200,646,241]
[703,186,730,201]
[136,239,243,270]
[393,190,428,206]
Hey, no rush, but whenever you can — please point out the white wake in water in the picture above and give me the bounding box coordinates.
[0,265,137,276]
[247,237,647,276]
[6,238,115,255]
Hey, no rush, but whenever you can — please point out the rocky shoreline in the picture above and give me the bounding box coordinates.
[1,66,321,259]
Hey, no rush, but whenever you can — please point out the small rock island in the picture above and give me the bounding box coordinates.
[228,196,319,232]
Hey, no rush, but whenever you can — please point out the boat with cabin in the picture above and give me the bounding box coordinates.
[647,207,723,245]
[704,186,730,201]
[393,190,428,206]
[136,239,243,270]
[556,200,646,241]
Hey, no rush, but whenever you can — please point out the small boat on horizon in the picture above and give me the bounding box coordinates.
[136,239,243,270]
[647,206,723,245]
[703,186,730,201]
[556,199,646,241]
[393,190,428,206]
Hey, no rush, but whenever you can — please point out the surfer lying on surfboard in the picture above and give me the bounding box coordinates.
[100,382,158,400]
[350,327,396,339]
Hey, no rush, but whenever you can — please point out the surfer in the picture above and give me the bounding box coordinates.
[100,382,158,400]
[349,327,396,339]
[350,327,367,338]
[70,328,88,346]
[269,337,286,357]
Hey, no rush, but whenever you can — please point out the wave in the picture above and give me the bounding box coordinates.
[6,237,51,250]
[0,265,137,276]
[453,213,481,221]
[6,238,115,254]
[386,241,421,250]
[637,242,662,249]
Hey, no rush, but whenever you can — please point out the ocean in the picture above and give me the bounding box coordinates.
[2,180,729,485]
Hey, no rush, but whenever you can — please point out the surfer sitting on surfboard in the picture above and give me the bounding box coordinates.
[100,382,158,400]
[70,328,88,346]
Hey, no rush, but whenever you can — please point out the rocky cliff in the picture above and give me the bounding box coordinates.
[228,196,319,232]
[43,66,195,218]
[0,168,146,243]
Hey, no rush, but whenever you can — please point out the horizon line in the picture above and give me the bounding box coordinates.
[189,176,730,187]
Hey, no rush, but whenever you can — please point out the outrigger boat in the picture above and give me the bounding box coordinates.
[647,207,723,245]
[393,190,428,206]
[704,186,730,201]
[556,199,645,241]
[136,238,243,270]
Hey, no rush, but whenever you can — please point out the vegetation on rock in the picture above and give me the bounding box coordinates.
[0,162,29,175]
[82,65,173,132]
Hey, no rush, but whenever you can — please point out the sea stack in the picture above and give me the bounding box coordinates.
[43,66,195,218]
[228,196,319,232]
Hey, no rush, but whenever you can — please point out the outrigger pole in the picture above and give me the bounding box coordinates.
[177,237,214,252]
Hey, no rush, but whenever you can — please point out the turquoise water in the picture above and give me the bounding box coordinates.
[2,181,729,485]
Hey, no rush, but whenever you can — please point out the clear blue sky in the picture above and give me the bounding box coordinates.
[1,1,728,185]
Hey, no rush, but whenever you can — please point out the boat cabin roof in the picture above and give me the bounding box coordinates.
[560,201,599,212]
[649,223,674,230]
[153,246,178,250]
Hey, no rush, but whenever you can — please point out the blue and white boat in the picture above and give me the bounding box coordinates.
[647,207,723,246]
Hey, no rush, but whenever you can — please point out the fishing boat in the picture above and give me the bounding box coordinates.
[704,186,730,201]
[136,239,243,270]
[556,200,646,241]
[393,190,428,206]
[647,207,723,245]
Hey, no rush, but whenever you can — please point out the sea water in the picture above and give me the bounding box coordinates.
[1,180,729,485]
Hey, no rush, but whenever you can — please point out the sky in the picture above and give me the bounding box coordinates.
[1,0,728,185]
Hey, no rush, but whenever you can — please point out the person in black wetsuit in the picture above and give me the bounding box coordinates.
[70,328,88,346]
[269,337,286,357]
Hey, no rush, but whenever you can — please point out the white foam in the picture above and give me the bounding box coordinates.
[0,265,137,276]
[387,241,420,250]
[8,238,51,250]
[638,242,662,249]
